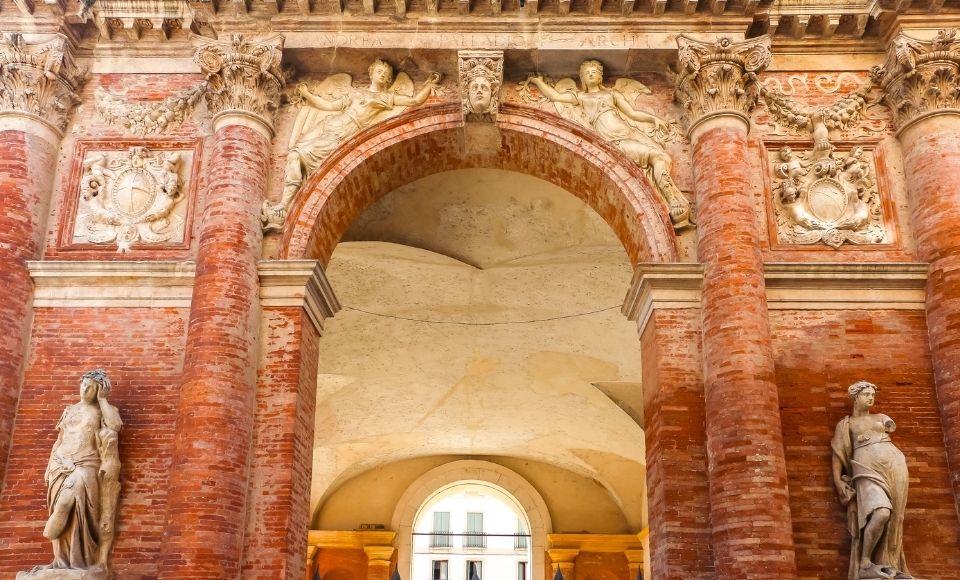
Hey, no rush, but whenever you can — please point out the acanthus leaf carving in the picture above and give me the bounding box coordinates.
[873,28,960,132]
[73,147,189,252]
[94,84,206,135]
[0,33,86,135]
[673,35,771,134]
[193,34,287,131]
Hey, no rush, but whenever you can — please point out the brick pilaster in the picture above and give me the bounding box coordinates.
[675,35,797,579]
[158,35,285,579]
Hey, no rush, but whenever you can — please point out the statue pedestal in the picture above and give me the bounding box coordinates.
[16,566,108,580]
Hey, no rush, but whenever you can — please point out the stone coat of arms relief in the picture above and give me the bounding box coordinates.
[72,147,190,252]
[761,76,888,248]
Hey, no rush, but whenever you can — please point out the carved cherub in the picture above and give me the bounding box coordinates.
[262,59,443,231]
[523,60,692,229]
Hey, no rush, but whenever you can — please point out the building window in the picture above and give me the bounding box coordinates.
[430,511,451,548]
[517,561,528,580]
[466,560,482,580]
[515,518,528,549]
[431,560,448,580]
[465,512,485,548]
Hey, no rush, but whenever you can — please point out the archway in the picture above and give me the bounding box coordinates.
[392,461,551,580]
[293,105,671,580]
[278,103,678,265]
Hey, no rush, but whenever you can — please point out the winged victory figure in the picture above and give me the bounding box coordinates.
[262,59,442,231]
[524,60,692,229]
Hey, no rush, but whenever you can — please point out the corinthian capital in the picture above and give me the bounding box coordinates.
[194,34,286,134]
[872,29,960,134]
[674,35,771,136]
[0,33,86,137]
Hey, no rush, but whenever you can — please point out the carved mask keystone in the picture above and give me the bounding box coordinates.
[458,50,503,122]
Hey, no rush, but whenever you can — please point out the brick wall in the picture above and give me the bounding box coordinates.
[640,309,713,579]
[772,309,960,579]
[0,307,188,579]
[575,552,628,580]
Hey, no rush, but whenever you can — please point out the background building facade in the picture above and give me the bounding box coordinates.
[0,2,959,579]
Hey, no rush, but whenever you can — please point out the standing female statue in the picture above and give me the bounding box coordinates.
[523,60,692,229]
[19,369,122,579]
[832,381,912,580]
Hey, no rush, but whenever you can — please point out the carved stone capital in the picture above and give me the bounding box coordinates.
[458,50,503,122]
[872,29,960,134]
[0,33,86,139]
[194,34,286,134]
[674,35,771,137]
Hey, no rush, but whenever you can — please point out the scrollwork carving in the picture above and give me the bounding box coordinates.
[759,74,890,139]
[0,33,86,135]
[771,143,884,248]
[94,85,205,135]
[873,28,960,132]
[674,35,771,134]
[73,147,189,252]
[193,34,286,131]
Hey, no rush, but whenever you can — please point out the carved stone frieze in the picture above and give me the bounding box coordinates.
[872,28,960,133]
[770,143,884,248]
[674,35,771,134]
[194,34,286,132]
[0,33,86,135]
[759,74,890,139]
[458,50,503,122]
[94,85,205,135]
[73,147,190,252]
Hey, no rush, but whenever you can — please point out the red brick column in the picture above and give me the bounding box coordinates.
[0,34,83,486]
[877,30,960,513]
[158,35,285,579]
[675,35,797,578]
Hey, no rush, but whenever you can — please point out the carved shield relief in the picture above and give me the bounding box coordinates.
[71,146,193,252]
[768,144,886,249]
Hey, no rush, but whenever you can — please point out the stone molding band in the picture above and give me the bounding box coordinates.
[27,260,340,332]
[623,262,929,331]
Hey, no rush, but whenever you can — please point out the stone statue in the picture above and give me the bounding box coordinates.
[831,381,912,580]
[261,59,442,231]
[18,369,122,580]
[522,60,692,229]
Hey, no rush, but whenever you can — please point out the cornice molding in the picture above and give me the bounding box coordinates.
[623,262,928,331]
[27,260,340,333]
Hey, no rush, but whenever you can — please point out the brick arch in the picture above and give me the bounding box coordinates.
[278,102,679,264]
